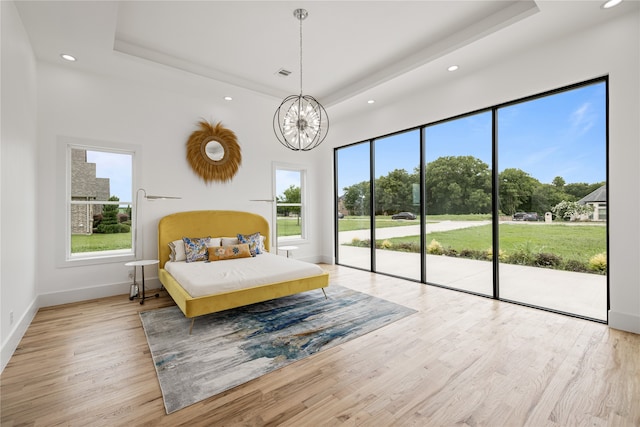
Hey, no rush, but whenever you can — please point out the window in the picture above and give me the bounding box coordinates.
[274,165,307,244]
[59,137,136,265]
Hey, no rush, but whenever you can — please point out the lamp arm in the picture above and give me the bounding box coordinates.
[134,188,146,260]
[134,188,181,260]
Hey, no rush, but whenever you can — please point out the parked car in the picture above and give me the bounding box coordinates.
[337,212,344,219]
[391,212,416,220]
[513,212,538,221]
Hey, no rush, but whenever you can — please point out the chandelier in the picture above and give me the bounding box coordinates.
[273,8,329,151]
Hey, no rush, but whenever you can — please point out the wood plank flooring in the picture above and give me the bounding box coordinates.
[2,264,639,426]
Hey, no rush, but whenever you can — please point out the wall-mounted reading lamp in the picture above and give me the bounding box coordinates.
[135,188,181,260]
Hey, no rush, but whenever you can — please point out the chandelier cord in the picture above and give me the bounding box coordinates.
[299,11,303,96]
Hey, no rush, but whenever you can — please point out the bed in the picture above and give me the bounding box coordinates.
[157,210,330,332]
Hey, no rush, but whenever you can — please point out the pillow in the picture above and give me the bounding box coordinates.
[259,235,267,253]
[207,237,222,248]
[168,239,187,262]
[182,236,212,263]
[237,232,263,256]
[221,237,239,246]
[208,243,252,262]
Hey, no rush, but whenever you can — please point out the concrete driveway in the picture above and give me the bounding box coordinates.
[338,220,490,243]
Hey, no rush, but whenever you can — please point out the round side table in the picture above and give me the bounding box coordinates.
[279,246,299,258]
[125,259,160,305]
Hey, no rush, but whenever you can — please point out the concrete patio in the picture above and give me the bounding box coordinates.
[337,221,607,321]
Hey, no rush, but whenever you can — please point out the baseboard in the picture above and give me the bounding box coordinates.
[318,255,334,265]
[38,277,162,308]
[1,298,39,373]
[299,255,333,264]
[608,310,640,334]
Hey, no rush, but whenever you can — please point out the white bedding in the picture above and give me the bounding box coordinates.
[164,253,325,298]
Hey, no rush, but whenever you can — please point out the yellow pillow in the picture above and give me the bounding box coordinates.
[208,243,252,262]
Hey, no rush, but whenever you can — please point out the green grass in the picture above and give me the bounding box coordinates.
[71,232,132,253]
[277,217,302,237]
[383,224,606,262]
[279,215,425,236]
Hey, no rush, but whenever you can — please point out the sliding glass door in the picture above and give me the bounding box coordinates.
[335,78,607,321]
[374,130,421,280]
[336,142,371,270]
[497,81,607,320]
[424,112,494,296]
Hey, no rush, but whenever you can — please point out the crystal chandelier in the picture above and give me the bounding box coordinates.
[273,8,329,151]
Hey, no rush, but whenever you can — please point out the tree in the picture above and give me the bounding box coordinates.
[277,185,301,217]
[342,181,370,216]
[551,200,594,221]
[96,196,129,234]
[425,156,491,215]
[552,176,566,188]
[375,168,418,214]
[530,183,573,215]
[498,168,539,215]
[564,181,605,200]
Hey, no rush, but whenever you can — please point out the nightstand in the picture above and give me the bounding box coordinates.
[279,245,299,258]
[125,259,160,305]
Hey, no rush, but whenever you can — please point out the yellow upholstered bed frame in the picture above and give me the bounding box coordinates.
[157,210,329,328]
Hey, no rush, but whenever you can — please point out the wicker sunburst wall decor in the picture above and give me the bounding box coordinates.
[186,121,241,183]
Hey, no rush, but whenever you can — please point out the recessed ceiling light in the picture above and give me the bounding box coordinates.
[448,65,459,72]
[602,0,622,8]
[367,99,375,104]
[224,96,233,101]
[60,54,77,62]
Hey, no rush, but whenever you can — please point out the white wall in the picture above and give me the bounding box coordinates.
[1,1,39,370]
[320,11,640,333]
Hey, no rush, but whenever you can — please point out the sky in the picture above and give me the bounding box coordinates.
[275,169,301,200]
[337,81,606,194]
[86,151,133,203]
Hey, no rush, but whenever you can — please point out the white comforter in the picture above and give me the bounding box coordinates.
[164,253,325,298]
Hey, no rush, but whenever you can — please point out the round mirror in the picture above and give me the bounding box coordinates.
[187,121,241,183]
[205,140,225,161]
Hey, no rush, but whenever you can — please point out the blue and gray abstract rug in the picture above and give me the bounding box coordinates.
[140,285,416,414]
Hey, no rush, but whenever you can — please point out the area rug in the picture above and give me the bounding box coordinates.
[140,285,416,414]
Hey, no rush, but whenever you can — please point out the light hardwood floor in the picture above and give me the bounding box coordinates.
[2,264,639,426]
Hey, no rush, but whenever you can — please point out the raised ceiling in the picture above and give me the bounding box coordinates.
[14,1,636,110]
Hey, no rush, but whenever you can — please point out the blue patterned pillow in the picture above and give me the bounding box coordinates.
[237,232,262,256]
[182,236,211,263]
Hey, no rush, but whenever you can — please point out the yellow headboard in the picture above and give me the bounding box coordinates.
[157,210,270,269]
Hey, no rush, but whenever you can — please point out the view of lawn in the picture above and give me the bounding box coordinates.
[71,232,132,253]
[380,224,606,262]
[277,217,303,237]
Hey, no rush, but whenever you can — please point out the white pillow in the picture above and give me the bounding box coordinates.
[221,236,239,246]
[220,236,266,251]
[168,239,186,262]
[207,237,222,247]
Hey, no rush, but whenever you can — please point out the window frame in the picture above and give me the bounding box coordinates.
[273,162,308,248]
[56,136,140,267]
